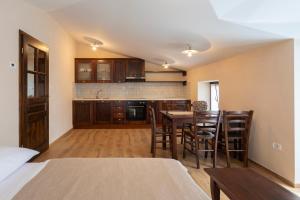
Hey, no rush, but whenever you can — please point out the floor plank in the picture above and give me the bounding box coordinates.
[34,129,300,199]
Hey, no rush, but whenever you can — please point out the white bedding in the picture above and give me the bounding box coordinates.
[0,159,210,200]
[0,161,48,200]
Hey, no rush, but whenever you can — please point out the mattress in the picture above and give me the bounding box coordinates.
[0,161,48,200]
[1,158,210,200]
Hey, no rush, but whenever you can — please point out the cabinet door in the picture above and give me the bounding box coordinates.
[113,60,126,83]
[94,101,112,123]
[126,59,145,78]
[73,101,93,127]
[96,60,113,83]
[75,59,95,83]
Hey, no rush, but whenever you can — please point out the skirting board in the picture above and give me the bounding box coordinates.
[249,159,299,188]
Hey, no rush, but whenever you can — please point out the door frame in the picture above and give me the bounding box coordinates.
[19,30,49,150]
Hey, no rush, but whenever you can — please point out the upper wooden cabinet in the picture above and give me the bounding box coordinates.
[75,58,145,83]
[75,59,95,83]
[126,59,145,81]
[96,60,113,83]
[113,60,126,83]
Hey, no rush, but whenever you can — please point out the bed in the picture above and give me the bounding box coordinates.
[0,148,210,200]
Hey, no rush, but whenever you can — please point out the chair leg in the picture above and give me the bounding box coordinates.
[225,133,231,168]
[233,139,237,158]
[152,135,156,158]
[181,127,184,144]
[243,139,249,167]
[205,139,208,159]
[150,133,154,154]
[195,139,200,169]
[213,140,217,168]
[183,134,186,159]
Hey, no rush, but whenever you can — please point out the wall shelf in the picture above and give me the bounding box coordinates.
[145,80,187,86]
[145,71,186,76]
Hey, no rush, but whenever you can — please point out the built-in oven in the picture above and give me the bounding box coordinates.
[126,101,147,121]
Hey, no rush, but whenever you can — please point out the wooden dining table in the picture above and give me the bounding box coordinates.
[161,110,193,159]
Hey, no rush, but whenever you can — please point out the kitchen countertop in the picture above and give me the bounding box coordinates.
[73,98,190,101]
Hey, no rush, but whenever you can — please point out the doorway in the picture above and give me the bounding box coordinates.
[197,80,220,110]
[19,31,49,153]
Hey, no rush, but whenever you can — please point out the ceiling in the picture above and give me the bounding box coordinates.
[24,0,291,68]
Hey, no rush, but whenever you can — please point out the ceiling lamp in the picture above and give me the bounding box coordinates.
[91,42,102,51]
[182,44,198,57]
[162,61,170,69]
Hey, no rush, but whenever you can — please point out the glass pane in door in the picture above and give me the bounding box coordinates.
[97,63,111,81]
[38,50,46,73]
[78,63,93,81]
[38,75,46,97]
[27,73,36,97]
[27,45,36,71]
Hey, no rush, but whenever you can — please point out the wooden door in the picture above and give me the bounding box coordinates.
[73,101,93,127]
[94,101,112,123]
[113,60,126,83]
[19,31,49,153]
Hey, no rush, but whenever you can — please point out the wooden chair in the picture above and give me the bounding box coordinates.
[182,111,221,169]
[149,106,171,157]
[223,110,254,168]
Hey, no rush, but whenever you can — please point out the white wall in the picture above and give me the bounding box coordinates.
[187,40,295,183]
[294,40,300,184]
[0,0,75,145]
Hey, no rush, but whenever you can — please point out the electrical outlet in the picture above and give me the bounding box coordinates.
[272,142,282,151]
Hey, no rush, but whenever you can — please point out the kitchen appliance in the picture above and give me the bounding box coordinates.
[126,101,147,121]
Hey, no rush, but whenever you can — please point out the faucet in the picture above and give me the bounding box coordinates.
[96,89,103,99]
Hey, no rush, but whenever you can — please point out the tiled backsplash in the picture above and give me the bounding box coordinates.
[74,83,187,99]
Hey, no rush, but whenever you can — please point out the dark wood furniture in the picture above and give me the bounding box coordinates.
[223,110,254,167]
[19,31,49,153]
[112,101,125,124]
[149,106,171,157]
[205,168,300,200]
[183,111,221,168]
[75,58,145,83]
[113,59,126,83]
[126,58,145,81]
[73,100,191,129]
[94,101,111,124]
[161,111,193,159]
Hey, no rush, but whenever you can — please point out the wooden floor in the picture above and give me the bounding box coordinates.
[35,129,300,199]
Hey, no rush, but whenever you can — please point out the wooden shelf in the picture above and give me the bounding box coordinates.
[145,71,186,76]
[145,80,187,86]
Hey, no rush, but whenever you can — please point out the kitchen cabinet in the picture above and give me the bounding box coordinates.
[112,101,125,124]
[94,101,112,123]
[96,60,113,83]
[126,59,145,81]
[75,58,145,83]
[72,100,191,128]
[73,101,93,127]
[113,60,126,83]
[75,59,95,83]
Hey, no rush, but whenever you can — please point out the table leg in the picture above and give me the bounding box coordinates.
[172,119,178,160]
[210,178,220,200]
[162,116,167,150]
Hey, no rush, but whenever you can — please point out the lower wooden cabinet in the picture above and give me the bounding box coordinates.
[94,101,112,124]
[73,100,191,128]
[73,101,93,128]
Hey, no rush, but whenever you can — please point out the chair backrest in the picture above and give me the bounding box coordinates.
[192,110,221,137]
[192,101,208,112]
[223,110,254,139]
[148,106,157,133]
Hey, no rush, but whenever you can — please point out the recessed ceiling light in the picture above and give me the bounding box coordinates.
[182,44,198,57]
